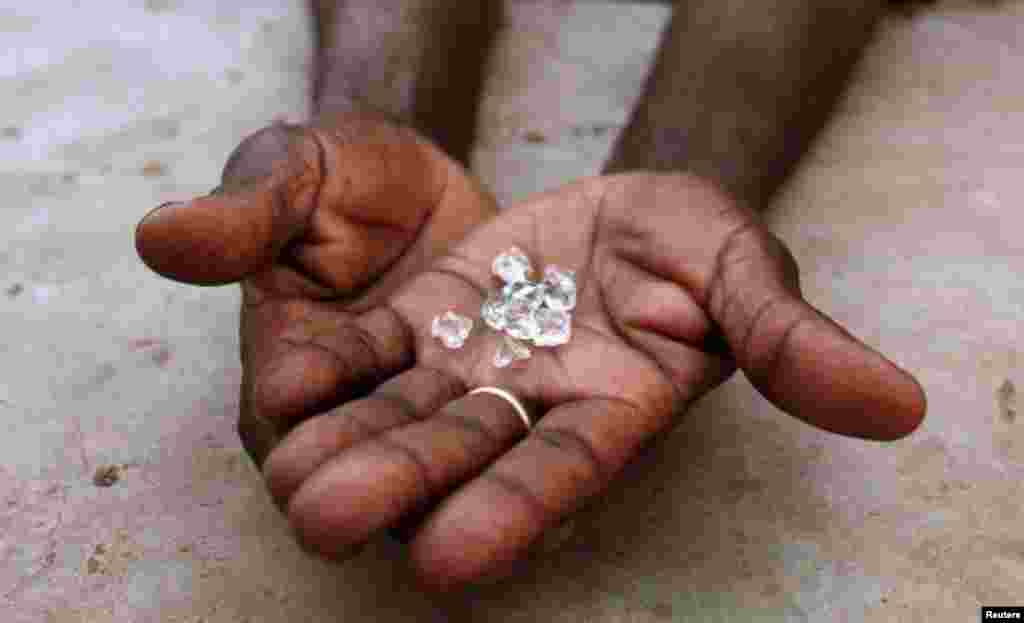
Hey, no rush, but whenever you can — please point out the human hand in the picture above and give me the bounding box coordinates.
[134,111,497,464]
[260,172,926,590]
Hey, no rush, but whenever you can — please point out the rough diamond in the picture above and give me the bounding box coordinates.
[431,311,473,349]
[532,307,571,346]
[494,334,532,368]
[542,265,576,311]
[492,246,533,284]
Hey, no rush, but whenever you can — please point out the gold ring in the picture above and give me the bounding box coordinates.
[468,386,532,432]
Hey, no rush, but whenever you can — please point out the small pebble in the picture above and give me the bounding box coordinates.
[92,464,121,487]
[998,378,1016,422]
[141,161,167,177]
[524,130,547,144]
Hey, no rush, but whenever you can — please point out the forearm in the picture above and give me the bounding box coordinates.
[308,0,500,164]
[603,0,886,210]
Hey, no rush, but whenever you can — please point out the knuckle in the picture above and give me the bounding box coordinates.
[484,470,552,521]
[221,122,308,187]
[710,222,803,315]
[530,427,608,483]
[373,436,435,496]
[766,231,802,291]
[748,316,809,386]
[707,222,761,313]
[722,222,769,265]
[278,299,314,325]
[738,295,790,370]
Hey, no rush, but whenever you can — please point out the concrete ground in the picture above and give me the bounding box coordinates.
[2,1,1022,621]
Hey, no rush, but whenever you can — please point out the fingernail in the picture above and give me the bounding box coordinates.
[139,201,183,229]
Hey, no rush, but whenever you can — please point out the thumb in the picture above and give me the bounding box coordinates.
[708,224,926,441]
[135,123,318,285]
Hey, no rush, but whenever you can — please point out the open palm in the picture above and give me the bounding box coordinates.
[259,172,927,590]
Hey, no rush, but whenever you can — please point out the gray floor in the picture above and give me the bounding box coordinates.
[3,1,1023,621]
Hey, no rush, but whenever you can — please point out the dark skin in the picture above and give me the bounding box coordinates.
[135,0,926,591]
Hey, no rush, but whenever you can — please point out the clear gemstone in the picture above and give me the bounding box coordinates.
[505,310,540,342]
[431,311,473,349]
[542,265,576,311]
[532,307,571,346]
[494,334,531,368]
[492,246,533,284]
[481,295,507,331]
[503,281,545,311]
[503,282,543,341]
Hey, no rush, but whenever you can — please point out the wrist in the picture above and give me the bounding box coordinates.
[603,1,885,211]
[311,53,414,124]
[305,0,497,165]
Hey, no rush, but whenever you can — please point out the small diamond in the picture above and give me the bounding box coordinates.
[477,251,577,352]
[505,311,540,342]
[542,265,576,311]
[532,307,571,346]
[431,311,473,349]
[503,281,545,311]
[492,246,533,284]
[501,294,538,342]
[481,295,507,331]
[494,334,532,368]
[502,281,544,341]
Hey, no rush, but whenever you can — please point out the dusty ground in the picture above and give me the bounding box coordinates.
[2,1,1022,621]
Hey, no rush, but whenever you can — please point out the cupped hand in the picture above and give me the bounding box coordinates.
[134,111,497,464]
[258,172,927,590]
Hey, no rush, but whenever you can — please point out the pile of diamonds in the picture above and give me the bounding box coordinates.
[431,247,577,368]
